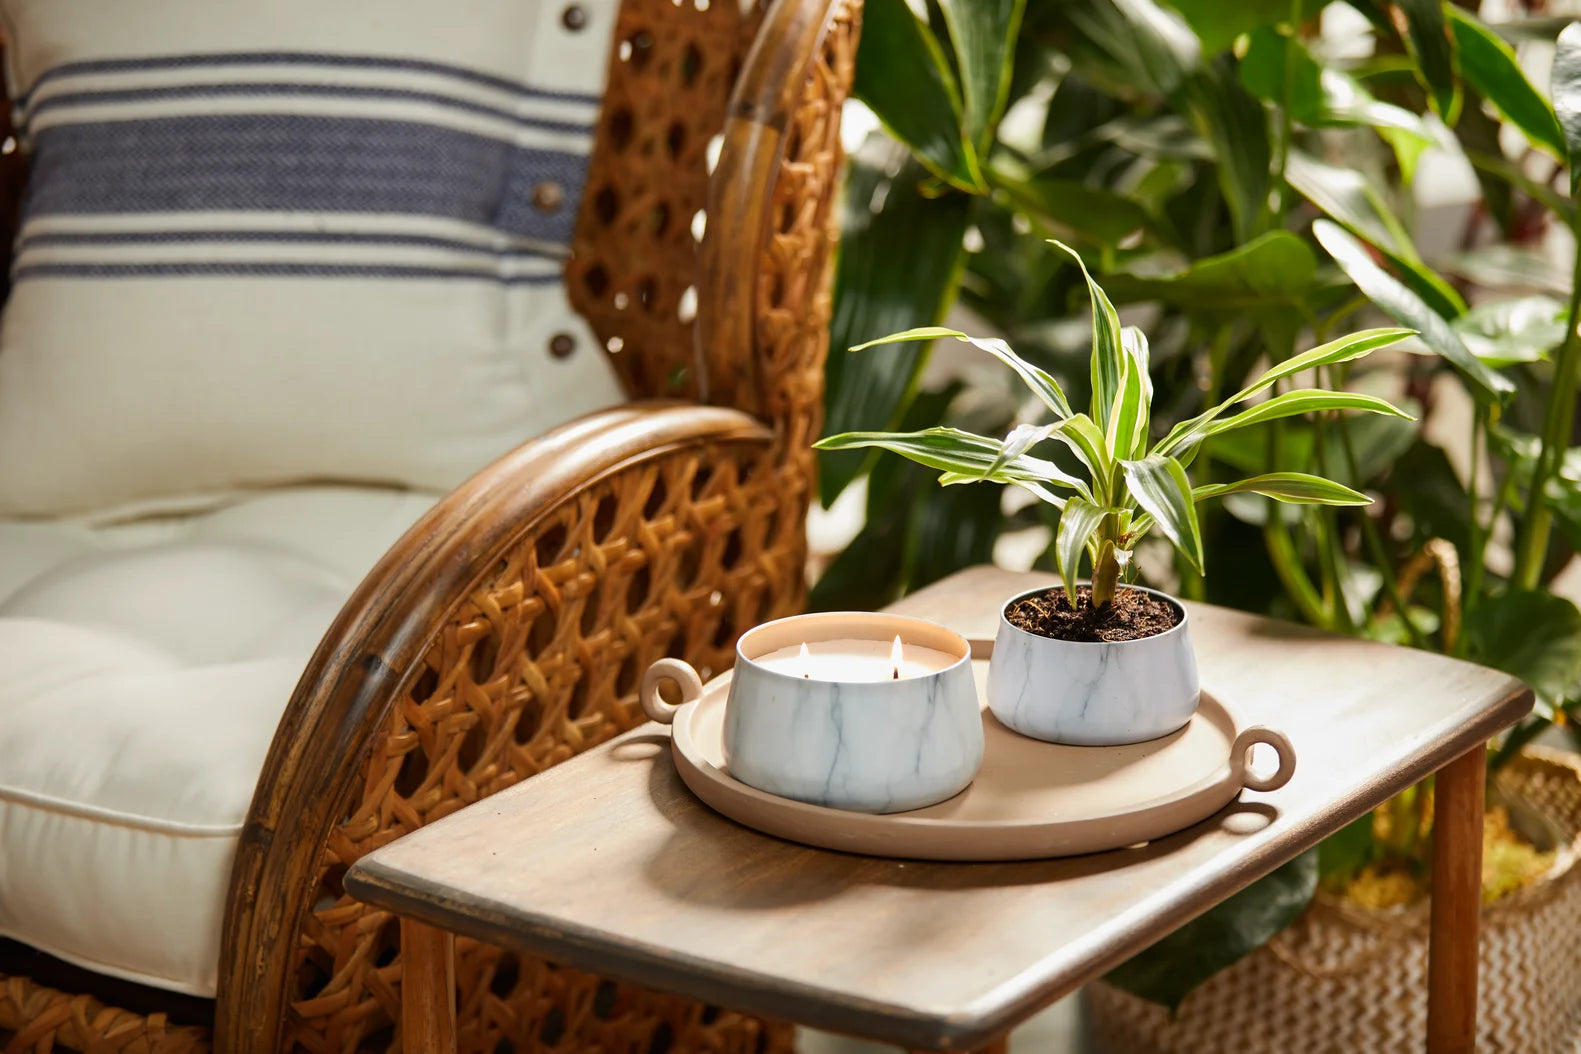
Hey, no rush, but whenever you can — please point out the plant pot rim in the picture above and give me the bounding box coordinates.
[998,582,1190,646]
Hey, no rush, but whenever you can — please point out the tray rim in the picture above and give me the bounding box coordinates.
[666,669,1268,860]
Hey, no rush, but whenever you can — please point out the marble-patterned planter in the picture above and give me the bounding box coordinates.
[642,612,984,814]
[986,584,1198,745]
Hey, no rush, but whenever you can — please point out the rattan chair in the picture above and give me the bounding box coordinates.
[0,0,859,1048]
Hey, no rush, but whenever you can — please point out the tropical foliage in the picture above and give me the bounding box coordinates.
[817,0,1581,1008]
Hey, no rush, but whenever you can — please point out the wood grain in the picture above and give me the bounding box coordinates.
[400,920,456,1052]
[1428,742,1487,1054]
[347,567,1532,1051]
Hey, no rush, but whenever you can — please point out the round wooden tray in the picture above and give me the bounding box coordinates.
[667,661,1295,861]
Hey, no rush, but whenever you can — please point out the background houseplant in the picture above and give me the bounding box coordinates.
[815,0,1581,1026]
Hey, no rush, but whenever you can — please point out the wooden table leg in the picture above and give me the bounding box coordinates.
[1427,742,1485,1054]
[401,918,457,1053]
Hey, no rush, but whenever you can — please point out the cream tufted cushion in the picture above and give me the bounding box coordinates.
[0,487,438,995]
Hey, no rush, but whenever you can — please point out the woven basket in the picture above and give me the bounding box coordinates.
[1088,747,1581,1054]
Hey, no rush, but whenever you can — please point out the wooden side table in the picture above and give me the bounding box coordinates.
[347,567,1530,1053]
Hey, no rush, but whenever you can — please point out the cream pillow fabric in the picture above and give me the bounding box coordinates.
[0,0,625,517]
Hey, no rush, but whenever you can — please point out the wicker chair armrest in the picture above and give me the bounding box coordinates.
[217,401,778,1050]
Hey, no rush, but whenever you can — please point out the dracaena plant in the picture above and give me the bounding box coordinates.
[816,244,1416,611]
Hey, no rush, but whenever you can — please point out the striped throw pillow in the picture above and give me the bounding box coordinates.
[0,0,626,517]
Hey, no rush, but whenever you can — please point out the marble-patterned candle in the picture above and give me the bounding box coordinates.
[718,612,985,814]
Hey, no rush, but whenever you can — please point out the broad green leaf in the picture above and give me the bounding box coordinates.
[1193,472,1372,506]
[988,172,1151,248]
[1440,244,1572,296]
[1448,8,1566,159]
[1155,328,1414,454]
[938,0,1028,154]
[814,427,1083,488]
[1451,295,1566,367]
[1163,0,1318,54]
[1103,231,1317,310]
[853,0,983,191]
[1239,26,1430,141]
[1286,151,1468,319]
[1050,240,1125,430]
[1318,816,1376,887]
[906,477,1007,593]
[822,141,969,504]
[850,327,1074,419]
[1552,22,1581,194]
[1192,389,1413,445]
[1105,850,1317,1011]
[1313,220,1513,402]
[1398,0,1462,123]
[1122,455,1205,572]
[1181,55,1271,243]
[1466,590,1581,710]
[1055,498,1110,605]
[1055,0,1201,99]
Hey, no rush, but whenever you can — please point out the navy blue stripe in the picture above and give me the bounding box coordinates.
[16,50,602,109]
[27,82,593,137]
[17,228,565,259]
[25,114,589,245]
[13,261,562,284]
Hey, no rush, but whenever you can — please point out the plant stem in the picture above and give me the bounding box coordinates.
[1092,537,1121,608]
[1314,367,1354,633]
[1337,406,1428,649]
[1512,234,1581,589]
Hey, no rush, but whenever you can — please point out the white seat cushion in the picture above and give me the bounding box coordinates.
[0,486,436,995]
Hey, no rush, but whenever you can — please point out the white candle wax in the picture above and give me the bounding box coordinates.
[753,639,959,682]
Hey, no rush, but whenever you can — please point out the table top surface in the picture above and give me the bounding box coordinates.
[346,566,1531,1050]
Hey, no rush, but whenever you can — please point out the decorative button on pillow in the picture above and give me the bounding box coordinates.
[0,0,625,517]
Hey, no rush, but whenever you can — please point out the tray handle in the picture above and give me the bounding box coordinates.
[641,658,704,725]
[1231,726,1296,792]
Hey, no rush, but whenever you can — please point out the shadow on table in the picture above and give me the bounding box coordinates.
[614,728,1282,911]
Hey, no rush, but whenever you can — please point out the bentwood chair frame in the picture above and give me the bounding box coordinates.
[0,0,860,1048]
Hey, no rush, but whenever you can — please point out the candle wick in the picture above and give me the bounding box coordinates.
[803,672,810,679]
[892,668,900,680]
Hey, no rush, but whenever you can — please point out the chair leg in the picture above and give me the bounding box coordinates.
[1427,743,1485,1054]
[400,918,457,1053]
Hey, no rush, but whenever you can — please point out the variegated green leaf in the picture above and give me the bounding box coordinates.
[1193,472,1372,506]
[850,327,1072,418]
[1055,498,1109,606]
[1106,326,1152,460]
[816,428,1085,490]
[1049,412,1112,485]
[989,422,1059,475]
[1154,327,1413,454]
[1185,390,1412,448]
[1121,455,1204,572]
[1050,239,1124,429]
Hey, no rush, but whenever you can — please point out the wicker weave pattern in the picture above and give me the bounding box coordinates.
[0,979,207,1054]
[1089,748,1581,1054]
[287,442,797,1053]
[277,5,858,1050]
[0,0,857,1048]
